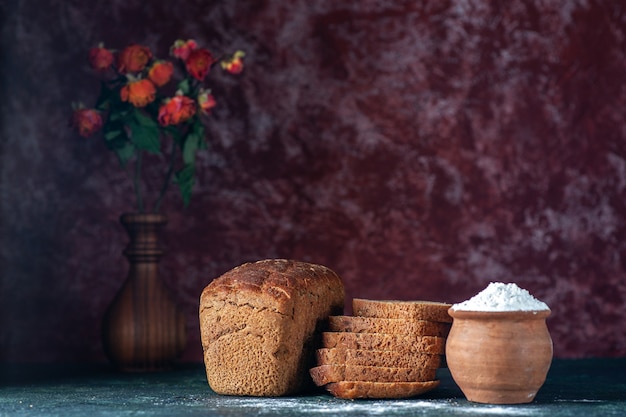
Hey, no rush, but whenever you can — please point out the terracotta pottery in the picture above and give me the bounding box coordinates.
[445,308,553,404]
[102,213,187,371]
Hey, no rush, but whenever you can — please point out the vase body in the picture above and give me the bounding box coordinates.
[102,213,187,371]
[445,309,553,404]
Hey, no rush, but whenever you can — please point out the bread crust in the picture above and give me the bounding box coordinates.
[310,364,437,385]
[312,299,450,399]
[316,347,443,369]
[328,315,450,337]
[322,332,446,354]
[200,259,344,396]
[325,380,440,399]
[352,299,452,323]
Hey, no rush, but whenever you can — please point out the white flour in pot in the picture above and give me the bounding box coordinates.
[451,282,550,311]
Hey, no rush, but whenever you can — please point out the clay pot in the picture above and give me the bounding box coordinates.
[445,308,553,404]
[102,213,187,371]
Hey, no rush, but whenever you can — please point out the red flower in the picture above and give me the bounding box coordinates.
[197,90,216,114]
[221,50,245,74]
[158,94,196,126]
[148,61,174,87]
[71,108,103,138]
[170,39,197,61]
[117,44,152,73]
[120,79,156,107]
[185,48,215,81]
[88,44,114,72]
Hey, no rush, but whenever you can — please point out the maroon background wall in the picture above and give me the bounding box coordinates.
[1,1,625,363]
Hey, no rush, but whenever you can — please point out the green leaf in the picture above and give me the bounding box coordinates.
[182,133,199,165]
[181,121,207,165]
[102,123,128,150]
[95,99,110,112]
[174,163,195,207]
[177,79,191,95]
[109,110,129,122]
[127,109,161,153]
[103,129,123,141]
[94,83,115,110]
[114,141,135,167]
[133,108,158,128]
[193,120,207,148]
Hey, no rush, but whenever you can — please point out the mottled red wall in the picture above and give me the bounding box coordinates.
[1,1,625,362]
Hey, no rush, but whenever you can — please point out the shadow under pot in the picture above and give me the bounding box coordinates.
[445,309,553,404]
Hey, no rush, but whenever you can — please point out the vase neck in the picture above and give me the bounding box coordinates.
[121,213,167,263]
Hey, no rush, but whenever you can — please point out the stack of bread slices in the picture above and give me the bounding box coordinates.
[310,298,452,399]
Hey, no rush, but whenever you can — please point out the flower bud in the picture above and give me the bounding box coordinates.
[170,39,197,61]
[198,90,217,114]
[88,44,114,72]
[71,107,103,138]
[221,50,245,74]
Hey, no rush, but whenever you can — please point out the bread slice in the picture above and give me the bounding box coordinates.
[322,332,446,354]
[352,299,452,323]
[328,315,450,337]
[199,259,344,396]
[310,364,437,386]
[316,348,443,369]
[325,380,440,399]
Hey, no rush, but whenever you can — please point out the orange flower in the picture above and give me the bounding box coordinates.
[120,78,156,107]
[88,44,114,72]
[170,39,197,61]
[148,60,174,87]
[71,108,103,138]
[158,94,196,126]
[197,90,216,114]
[221,50,245,74]
[117,44,152,73]
[185,48,215,81]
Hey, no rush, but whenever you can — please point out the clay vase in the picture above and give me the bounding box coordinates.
[445,309,553,404]
[102,213,187,371]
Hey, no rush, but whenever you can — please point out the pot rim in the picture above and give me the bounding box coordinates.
[120,212,167,223]
[447,308,551,319]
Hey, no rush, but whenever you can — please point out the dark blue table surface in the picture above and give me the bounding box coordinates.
[1,358,625,416]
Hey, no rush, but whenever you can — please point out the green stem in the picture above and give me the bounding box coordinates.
[153,139,177,213]
[134,151,144,213]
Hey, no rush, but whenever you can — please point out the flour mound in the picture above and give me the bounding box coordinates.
[452,282,549,312]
